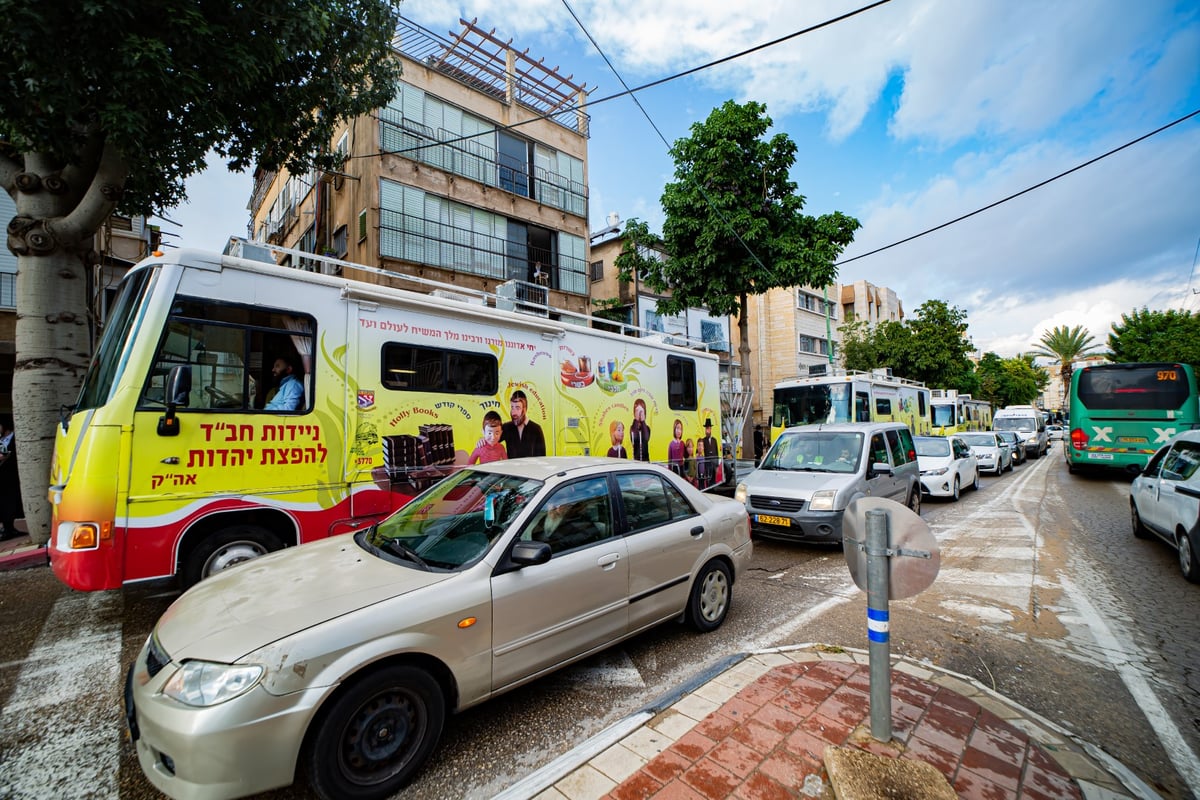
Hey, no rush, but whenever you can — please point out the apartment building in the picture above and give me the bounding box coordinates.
[248,17,593,317]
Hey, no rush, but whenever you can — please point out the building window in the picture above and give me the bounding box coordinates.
[590,260,604,281]
[797,290,836,318]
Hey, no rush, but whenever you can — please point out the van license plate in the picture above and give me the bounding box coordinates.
[1088,453,1114,460]
[756,514,790,526]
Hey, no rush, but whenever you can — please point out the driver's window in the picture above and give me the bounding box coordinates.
[138,298,315,413]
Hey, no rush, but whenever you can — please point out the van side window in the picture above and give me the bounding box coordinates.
[138,299,315,414]
[869,434,888,466]
[1161,441,1200,482]
[885,429,908,465]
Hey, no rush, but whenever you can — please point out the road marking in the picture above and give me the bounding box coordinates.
[1060,574,1200,790]
[0,590,123,800]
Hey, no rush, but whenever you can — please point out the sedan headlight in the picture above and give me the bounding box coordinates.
[922,467,949,476]
[808,489,838,511]
[162,660,264,707]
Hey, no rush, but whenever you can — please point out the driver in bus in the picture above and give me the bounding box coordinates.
[265,356,304,411]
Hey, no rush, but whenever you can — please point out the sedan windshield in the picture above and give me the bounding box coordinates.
[361,469,543,570]
[914,438,950,457]
[959,433,996,447]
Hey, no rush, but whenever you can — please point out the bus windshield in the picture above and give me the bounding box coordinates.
[772,383,852,427]
[74,267,156,414]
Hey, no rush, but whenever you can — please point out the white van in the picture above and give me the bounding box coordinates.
[993,405,1048,458]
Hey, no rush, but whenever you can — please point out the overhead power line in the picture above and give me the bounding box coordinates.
[837,108,1200,266]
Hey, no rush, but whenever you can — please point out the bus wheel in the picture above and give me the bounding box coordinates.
[182,525,284,588]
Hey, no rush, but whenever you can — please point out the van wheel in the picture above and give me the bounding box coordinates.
[686,560,732,632]
[1179,532,1199,583]
[181,525,283,588]
[907,487,921,516]
[306,665,445,800]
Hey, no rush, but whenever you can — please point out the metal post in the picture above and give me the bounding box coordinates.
[865,508,892,740]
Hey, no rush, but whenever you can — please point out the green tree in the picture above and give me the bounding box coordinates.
[1028,324,1102,406]
[975,352,1042,407]
[1108,308,1200,369]
[1,0,404,543]
[838,300,975,391]
[615,100,859,449]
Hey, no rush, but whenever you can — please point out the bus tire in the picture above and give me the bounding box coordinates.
[182,525,284,588]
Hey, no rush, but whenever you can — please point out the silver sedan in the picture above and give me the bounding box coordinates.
[125,457,752,800]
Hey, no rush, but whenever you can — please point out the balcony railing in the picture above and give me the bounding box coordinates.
[379,209,588,296]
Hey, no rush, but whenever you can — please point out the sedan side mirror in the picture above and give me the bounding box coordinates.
[510,540,552,566]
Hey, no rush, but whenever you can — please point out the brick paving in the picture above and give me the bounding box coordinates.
[520,647,1149,800]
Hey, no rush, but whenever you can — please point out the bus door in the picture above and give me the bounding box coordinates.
[854,390,871,422]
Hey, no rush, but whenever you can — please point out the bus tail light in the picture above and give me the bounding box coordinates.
[1069,428,1087,451]
[70,521,113,550]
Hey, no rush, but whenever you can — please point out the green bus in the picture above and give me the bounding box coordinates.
[1066,362,1200,476]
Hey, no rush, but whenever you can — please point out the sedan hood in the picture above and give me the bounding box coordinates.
[743,468,853,499]
[154,535,453,662]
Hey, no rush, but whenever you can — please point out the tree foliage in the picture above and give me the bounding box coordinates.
[1028,324,1102,403]
[0,0,404,543]
[837,299,976,390]
[975,352,1044,407]
[614,100,859,448]
[1108,308,1200,369]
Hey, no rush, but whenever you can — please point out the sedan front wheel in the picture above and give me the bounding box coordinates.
[307,665,445,800]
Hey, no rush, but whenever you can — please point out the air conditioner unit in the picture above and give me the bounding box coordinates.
[430,289,482,305]
[496,280,549,317]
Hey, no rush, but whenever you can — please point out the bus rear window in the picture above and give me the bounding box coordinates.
[1077,366,1191,411]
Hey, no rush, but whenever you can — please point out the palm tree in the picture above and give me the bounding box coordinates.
[1029,325,1103,409]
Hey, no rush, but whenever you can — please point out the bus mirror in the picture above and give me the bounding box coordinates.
[158,366,192,436]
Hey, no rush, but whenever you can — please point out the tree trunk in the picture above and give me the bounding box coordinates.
[13,250,93,545]
[738,293,753,460]
[4,142,124,545]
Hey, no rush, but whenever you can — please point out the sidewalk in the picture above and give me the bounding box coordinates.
[499,645,1159,800]
[0,520,47,572]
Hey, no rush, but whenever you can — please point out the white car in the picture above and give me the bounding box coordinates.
[1046,424,1065,441]
[914,435,980,500]
[124,457,753,800]
[958,432,1013,475]
[1130,433,1200,582]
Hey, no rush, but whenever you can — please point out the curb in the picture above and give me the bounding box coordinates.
[0,543,48,571]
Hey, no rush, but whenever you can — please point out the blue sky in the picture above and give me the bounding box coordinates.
[160,0,1200,357]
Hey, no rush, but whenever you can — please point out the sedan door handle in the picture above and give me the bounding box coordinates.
[597,552,621,569]
[690,525,704,537]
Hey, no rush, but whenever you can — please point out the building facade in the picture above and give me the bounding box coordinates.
[248,17,593,318]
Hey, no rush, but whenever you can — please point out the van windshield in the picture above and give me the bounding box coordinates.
[994,417,1034,433]
[760,431,862,473]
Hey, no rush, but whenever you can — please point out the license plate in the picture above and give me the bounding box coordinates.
[755,514,791,526]
[1088,453,1115,460]
[1118,436,1147,443]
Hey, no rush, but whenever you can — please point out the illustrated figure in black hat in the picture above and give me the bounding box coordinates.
[699,418,718,489]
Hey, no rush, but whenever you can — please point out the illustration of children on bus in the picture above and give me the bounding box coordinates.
[467,411,508,464]
[607,419,628,459]
[629,398,650,461]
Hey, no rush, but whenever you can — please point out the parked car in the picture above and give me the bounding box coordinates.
[125,457,753,800]
[914,435,980,501]
[1129,433,1200,582]
[959,431,1013,475]
[734,421,921,544]
[1046,424,1065,441]
[994,430,1026,465]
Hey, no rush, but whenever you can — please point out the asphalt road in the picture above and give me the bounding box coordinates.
[0,450,1196,799]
